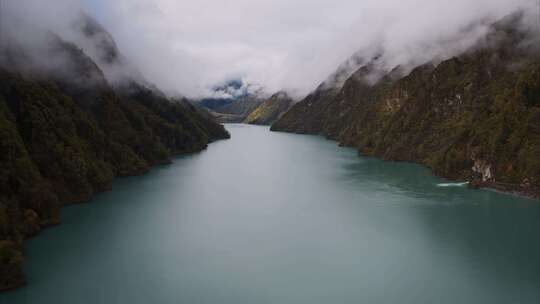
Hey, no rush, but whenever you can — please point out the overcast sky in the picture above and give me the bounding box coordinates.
[5,0,539,98]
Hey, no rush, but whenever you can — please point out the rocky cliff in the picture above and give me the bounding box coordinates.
[272,15,540,199]
[0,18,229,291]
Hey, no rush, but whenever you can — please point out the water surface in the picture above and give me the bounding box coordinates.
[2,124,539,304]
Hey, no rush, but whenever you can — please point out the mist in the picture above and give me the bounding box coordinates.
[1,0,538,98]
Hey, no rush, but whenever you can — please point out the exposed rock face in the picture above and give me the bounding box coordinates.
[0,18,229,291]
[272,15,540,199]
[244,92,293,125]
[472,159,494,182]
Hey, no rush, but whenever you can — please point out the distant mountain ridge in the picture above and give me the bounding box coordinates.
[198,79,265,123]
[244,92,293,125]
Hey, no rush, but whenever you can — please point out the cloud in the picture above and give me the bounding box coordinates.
[2,0,538,98]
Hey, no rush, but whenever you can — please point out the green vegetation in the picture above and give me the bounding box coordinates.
[273,20,540,198]
[244,92,293,125]
[0,68,228,290]
[0,13,230,290]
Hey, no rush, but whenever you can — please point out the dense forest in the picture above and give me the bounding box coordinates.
[0,17,229,290]
[272,14,540,199]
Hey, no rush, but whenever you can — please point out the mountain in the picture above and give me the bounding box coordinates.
[272,13,540,199]
[0,16,229,291]
[199,80,264,123]
[244,92,293,125]
[206,95,263,123]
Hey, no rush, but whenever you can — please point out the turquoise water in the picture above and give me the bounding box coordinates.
[2,124,539,304]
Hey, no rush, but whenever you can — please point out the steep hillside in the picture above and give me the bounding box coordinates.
[213,96,263,119]
[199,80,264,123]
[244,92,293,125]
[201,96,263,123]
[0,21,229,290]
[272,15,540,199]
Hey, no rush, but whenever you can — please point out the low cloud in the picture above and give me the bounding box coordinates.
[1,0,538,98]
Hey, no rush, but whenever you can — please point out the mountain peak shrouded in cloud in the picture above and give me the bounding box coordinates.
[1,0,539,99]
[208,79,266,100]
[0,1,144,89]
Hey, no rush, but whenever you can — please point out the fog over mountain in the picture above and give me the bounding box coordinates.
[1,0,538,98]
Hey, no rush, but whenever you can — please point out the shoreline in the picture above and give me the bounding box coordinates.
[271,128,540,201]
[1,136,229,292]
[469,180,540,201]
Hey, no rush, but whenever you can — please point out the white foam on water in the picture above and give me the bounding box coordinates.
[436,182,469,187]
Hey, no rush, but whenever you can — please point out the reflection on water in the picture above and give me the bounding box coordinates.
[2,124,539,304]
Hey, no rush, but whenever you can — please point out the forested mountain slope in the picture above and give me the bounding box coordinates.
[244,92,293,125]
[272,14,540,199]
[0,17,229,290]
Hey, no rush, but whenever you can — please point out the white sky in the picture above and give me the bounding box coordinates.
[5,0,539,98]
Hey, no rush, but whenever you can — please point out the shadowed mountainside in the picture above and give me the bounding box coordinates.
[0,16,229,291]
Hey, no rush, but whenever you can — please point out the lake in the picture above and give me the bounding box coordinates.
[2,124,539,304]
